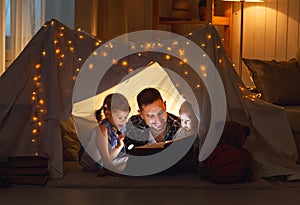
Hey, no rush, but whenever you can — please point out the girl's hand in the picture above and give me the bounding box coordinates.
[117,134,125,147]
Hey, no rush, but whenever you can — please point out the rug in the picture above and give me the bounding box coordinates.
[47,162,273,190]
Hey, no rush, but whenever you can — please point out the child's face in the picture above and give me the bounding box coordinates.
[109,110,129,131]
[180,113,193,130]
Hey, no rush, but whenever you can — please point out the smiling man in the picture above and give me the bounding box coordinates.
[124,87,181,148]
[124,88,198,175]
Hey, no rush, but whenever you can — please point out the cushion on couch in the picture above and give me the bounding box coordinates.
[284,106,300,134]
[243,58,300,106]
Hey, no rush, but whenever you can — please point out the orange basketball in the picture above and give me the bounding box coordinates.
[205,144,246,184]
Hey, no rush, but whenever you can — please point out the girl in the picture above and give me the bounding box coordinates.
[79,93,130,174]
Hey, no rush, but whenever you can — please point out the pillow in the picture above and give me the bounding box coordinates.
[243,58,300,106]
[61,116,81,161]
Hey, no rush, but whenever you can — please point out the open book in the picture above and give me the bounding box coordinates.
[127,136,195,156]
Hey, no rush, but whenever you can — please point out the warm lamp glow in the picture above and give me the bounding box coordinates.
[222,0,264,77]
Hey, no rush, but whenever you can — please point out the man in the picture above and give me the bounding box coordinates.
[124,87,198,174]
[124,87,181,148]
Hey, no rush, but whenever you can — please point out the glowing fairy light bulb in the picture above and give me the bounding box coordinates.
[219,59,222,64]
[32,139,36,142]
[167,47,172,51]
[172,41,178,46]
[183,58,188,63]
[102,51,107,57]
[217,45,221,49]
[51,20,55,26]
[79,35,84,39]
[145,42,151,49]
[55,49,60,54]
[93,51,98,56]
[35,152,39,156]
[69,46,74,52]
[32,129,38,135]
[42,51,46,56]
[32,96,36,101]
[138,53,142,57]
[77,28,82,31]
[60,54,65,58]
[201,43,205,47]
[112,59,118,65]
[60,26,65,30]
[68,40,72,44]
[165,55,171,60]
[33,76,39,81]
[54,40,58,44]
[89,64,94,70]
[78,58,82,62]
[196,84,201,88]
[72,76,76,81]
[180,61,184,65]
[33,116,38,121]
[76,68,80,72]
[183,71,188,75]
[178,49,184,57]
[59,33,64,37]
[207,34,212,39]
[35,64,41,69]
[239,85,245,91]
[59,62,63,67]
[128,67,134,73]
[131,45,136,50]
[122,61,128,66]
[38,122,42,126]
[39,99,44,105]
[95,41,100,46]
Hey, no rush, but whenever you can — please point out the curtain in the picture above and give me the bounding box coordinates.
[10,0,35,61]
[1,0,45,75]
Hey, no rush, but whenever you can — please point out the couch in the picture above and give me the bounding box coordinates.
[243,56,300,164]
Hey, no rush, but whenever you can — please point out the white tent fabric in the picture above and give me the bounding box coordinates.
[72,62,188,119]
[0,19,101,178]
[1,19,300,179]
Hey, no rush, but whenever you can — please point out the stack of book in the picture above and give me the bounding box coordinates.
[0,156,48,186]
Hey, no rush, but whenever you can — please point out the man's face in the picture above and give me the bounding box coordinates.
[139,99,167,133]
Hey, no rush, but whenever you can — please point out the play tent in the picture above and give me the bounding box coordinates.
[1,19,300,179]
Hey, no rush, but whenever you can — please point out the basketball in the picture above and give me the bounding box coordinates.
[205,144,246,184]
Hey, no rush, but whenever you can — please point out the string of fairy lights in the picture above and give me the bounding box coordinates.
[29,20,259,155]
[30,20,102,156]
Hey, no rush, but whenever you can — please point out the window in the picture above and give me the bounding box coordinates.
[4,0,45,68]
[5,0,10,49]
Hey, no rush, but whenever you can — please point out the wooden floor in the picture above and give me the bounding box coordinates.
[1,184,300,205]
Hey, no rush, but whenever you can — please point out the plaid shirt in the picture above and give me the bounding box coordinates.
[124,113,181,148]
